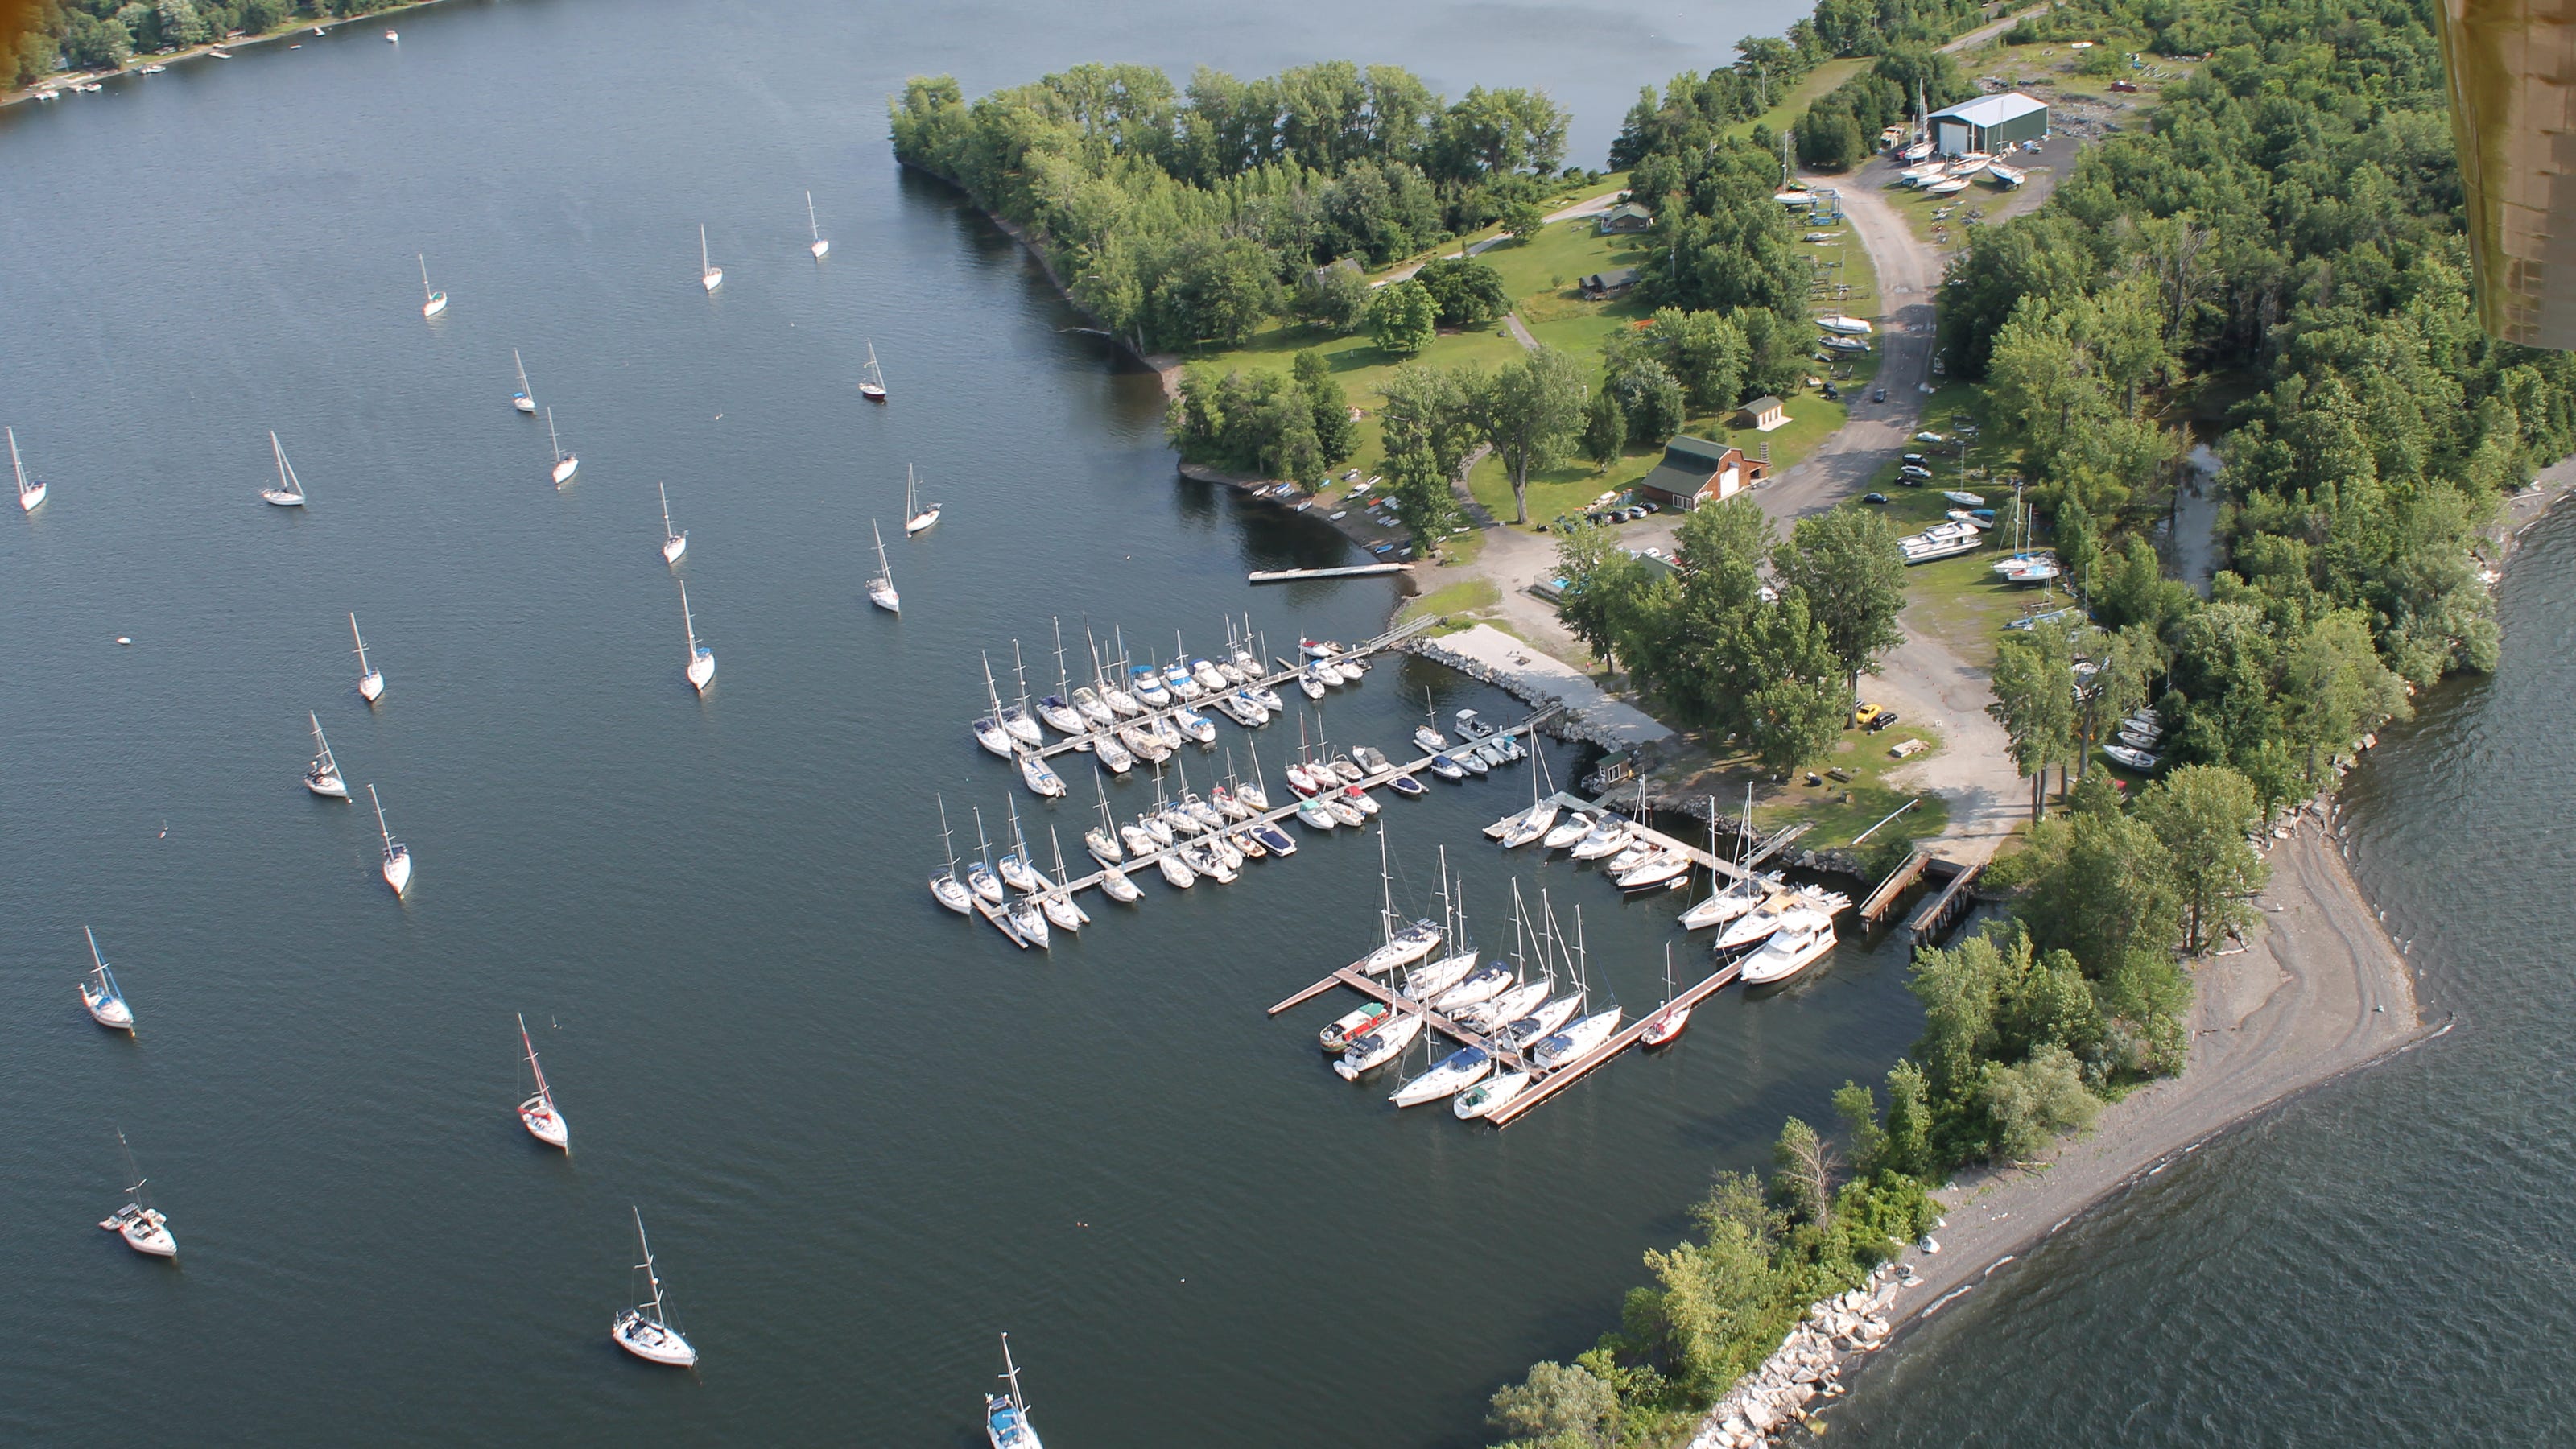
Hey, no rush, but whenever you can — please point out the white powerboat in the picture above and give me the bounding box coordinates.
[1740,910,1836,985]
[515,1013,570,1150]
[1541,811,1595,850]
[612,1208,699,1366]
[1099,865,1140,902]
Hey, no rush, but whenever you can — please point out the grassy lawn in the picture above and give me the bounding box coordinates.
[1395,576,1501,626]
[1729,57,1872,142]
[1643,718,1955,854]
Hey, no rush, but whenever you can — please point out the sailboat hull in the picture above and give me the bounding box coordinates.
[306,772,349,799]
[553,457,579,485]
[701,270,723,293]
[358,671,386,704]
[422,293,447,318]
[513,396,537,414]
[261,490,306,507]
[613,1311,698,1366]
[382,850,413,897]
[906,509,939,534]
[82,989,134,1031]
[811,239,830,259]
[663,535,687,564]
[518,1097,570,1150]
[687,650,716,692]
[20,483,45,510]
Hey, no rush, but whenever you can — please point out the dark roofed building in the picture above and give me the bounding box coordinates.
[1736,395,1789,431]
[1597,201,1654,234]
[1579,266,1638,299]
[1633,436,1767,511]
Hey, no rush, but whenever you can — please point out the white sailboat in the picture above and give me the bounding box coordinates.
[867,521,899,613]
[612,1208,699,1366]
[931,795,977,914]
[973,654,1017,758]
[304,710,349,798]
[1454,1067,1530,1120]
[515,1013,570,1150]
[99,1131,177,1258]
[261,430,307,506]
[78,927,134,1031]
[1681,791,1763,930]
[369,783,412,897]
[1391,1043,1492,1108]
[805,190,830,259]
[904,463,941,535]
[546,407,577,485]
[510,349,537,413]
[1039,828,1087,933]
[658,482,687,564]
[968,807,1005,905]
[1638,944,1695,1046]
[985,1334,1042,1449]
[9,426,47,511]
[679,582,716,692]
[698,224,723,292]
[349,612,386,703]
[858,340,887,402]
[417,253,446,317]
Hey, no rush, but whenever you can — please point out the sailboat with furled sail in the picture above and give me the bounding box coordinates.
[680,582,716,692]
[985,1333,1042,1448]
[78,927,134,1032]
[417,253,446,317]
[369,783,412,897]
[904,463,941,535]
[260,430,307,506]
[304,711,349,798]
[510,349,537,414]
[514,1013,569,1150]
[612,1208,698,1366]
[859,340,888,402]
[99,1130,177,1258]
[349,612,386,703]
[546,407,577,486]
[867,521,899,613]
[931,795,976,915]
[805,190,830,258]
[10,426,47,511]
[698,224,723,293]
[658,482,687,564]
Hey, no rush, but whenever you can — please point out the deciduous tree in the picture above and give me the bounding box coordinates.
[1466,346,1586,524]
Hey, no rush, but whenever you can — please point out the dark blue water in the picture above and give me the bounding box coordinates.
[0,2,1955,1444]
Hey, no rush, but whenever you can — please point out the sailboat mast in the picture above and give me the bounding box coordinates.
[1377,825,1395,942]
[807,190,819,240]
[419,253,431,297]
[1001,1332,1027,1410]
[700,225,710,274]
[633,1208,667,1324]
[6,427,23,492]
[679,582,699,651]
[938,794,961,873]
[1053,617,1071,698]
[369,783,391,847]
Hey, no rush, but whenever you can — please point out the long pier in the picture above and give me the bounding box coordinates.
[1248,562,1411,583]
[1530,793,1811,886]
[1265,968,1538,1073]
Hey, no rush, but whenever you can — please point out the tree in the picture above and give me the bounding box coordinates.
[1379,363,1473,548]
[1880,1059,1934,1179]
[1292,263,1370,333]
[1554,520,1662,676]
[2134,764,2268,955]
[1497,196,1547,242]
[1769,1117,1839,1228]
[1487,1361,1616,1448]
[1992,811,2185,985]
[1579,386,1627,470]
[2273,609,2411,785]
[1776,508,1907,694]
[1987,623,2079,821]
[1604,354,1686,444]
[1365,279,1437,356]
[1467,346,1586,524]
[1638,308,1751,414]
[1414,258,1512,328]
[1979,1044,2101,1162]
[1833,1080,1889,1180]
[1154,234,1282,348]
[1292,350,1358,467]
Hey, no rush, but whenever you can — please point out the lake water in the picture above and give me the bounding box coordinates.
[1829,506,2576,1446]
[0,2,1948,1444]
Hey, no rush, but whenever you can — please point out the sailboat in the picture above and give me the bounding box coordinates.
[418,253,446,317]
[698,224,723,292]
[9,426,47,511]
[679,582,716,691]
[510,349,537,413]
[1414,687,1447,754]
[514,1013,570,1149]
[658,482,687,564]
[1003,643,1042,747]
[304,711,349,798]
[99,1131,177,1258]
[261,430,307,506]
[1035,620,1084,735]
[546,407,578,485]
[931,797,976,914]
[1391,1043,1492,1108]
[349,612,386,703]
[858,340,888,402]
[866,521,899,613]
[1637,943,1694,1046]
[985,1334,1042,1449]
[1040,828,1088,933]
[78,927,134,1031]
[1681,791,1764,930]
[369,783,412,896]
[1496,744,1559,848]
[904,464,941,535]
[972,654,1017,758]
[804,190,830,259]
[612,1208,699,1366]
[1084,770,1125,865]
[967,807,1005,905]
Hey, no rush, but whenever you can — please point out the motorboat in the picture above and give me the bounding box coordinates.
[1295,797,1338,831]
[1299,637,1344,659]
[1252,822,1296,856]
[1453,1069,1530,1120]
[1454,749,1491,777]
[303,711,349,799]
[1092,731,1135,774]
[1542,812,1595,850]
[1187,840,1238,884]
[985,1335,1042,1449]
[1191,658,1228,693]
[1740,910,1836,985]
[1569,820,1633,860]
[1533,1007,1624,1068]
[1334,1010,1425,1079]
[1338,784,1377,817]
[1426,754,1466,782]
[1604,839,1661,874]
[1352,745,1391,774]
[1319,1000,1394,1053]
[515,1013,570,1150]
[1716,895,1798,950]
[1130,667,1170,708]
[1327,755,1363,784]
[1162,662,1199,700]
[1319,794,1364,827]
[611,1209,698,1366]
[1118,821,1158,859]
[1300,668,1327,700]
[1174,708,1216,744]
[1388,774,1425,797]
[1285,762,1320,796]
[1099,865,1140,902]
[1453,708,1493,739]
[1474,740,1510,768]
[78,927,134,1031]
[1816,313,1873,336]
[1157,850,1197,889]
[1391,1046,1493,1107]
[1617,851,1692,892]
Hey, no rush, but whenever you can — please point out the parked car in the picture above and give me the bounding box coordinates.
[1914,432,1946,445]
[1850,703,1890,729]
[1900,464,1934,480]
[1821,383,1840,401]
[1872,386,1887,402]
[1865,711,1900,733]
[1639,501,1660,514]
[1902,452,1926,465]
[1860,492,1889,505]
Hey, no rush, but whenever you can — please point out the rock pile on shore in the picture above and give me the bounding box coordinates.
[1685,1263,1915,1449]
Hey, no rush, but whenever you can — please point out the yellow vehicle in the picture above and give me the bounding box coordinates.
[1851,703,1891,729]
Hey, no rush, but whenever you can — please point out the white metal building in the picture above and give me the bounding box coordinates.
[1927,93,2050,155]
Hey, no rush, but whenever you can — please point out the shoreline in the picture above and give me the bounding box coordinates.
[2,0,455,109]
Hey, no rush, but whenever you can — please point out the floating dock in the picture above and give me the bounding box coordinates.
[1530,793,1810,887]
[1247,563,1411,584]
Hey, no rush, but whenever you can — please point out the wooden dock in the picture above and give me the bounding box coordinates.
[1901,858,1984,944]
[1859,848,1934,924]
[1247,562,1410,583]
[1534,795,1810,887]
[1265,967,1538,1073]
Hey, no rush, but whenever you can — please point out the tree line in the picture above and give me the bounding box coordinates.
[9,0,394,80]
[889,62,1575,353]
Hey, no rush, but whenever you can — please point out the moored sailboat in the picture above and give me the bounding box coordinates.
[369,783,412,896]
[349,612,386,703]
[698,224,723,292]
[658,482,687,564]
[859,340,888,402]
[78,927,134,1031]
[546,407,578,485]
[417,253,446,317]
[260,430,308,506]
[514,1013,570,1150]
[679,582,716,691]
[510,348,538,413]
[904,463,941,535]
[867,521,900,613]
[804,190,830,258]
[99,1131,177,1258]
[985,1334,1042,1449]
[612,1208,699,1366]
[931,796,976,914]
[304,711,349,798]
[9,425,48,511]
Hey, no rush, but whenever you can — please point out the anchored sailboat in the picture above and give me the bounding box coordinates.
[304,711,349,798]
[805,190,830,259]
[985,1333,1042,1449]
[514,1013,570,1149]
[369,783,412,896]
[612,1208,699,1366]
[904,463,941,535]
[546,407,577,486]
[658,482,687,564]
[261,430,307,506]
[418,253,446,317]
[510,349,537,413]
[99,1130,177,1258]
[679,582,716,691]
[867,521,899,613]
[349,612,386,703]
[858,340,887,402]
[9,426,47,511]
[698,224,723,292]
[79,927,134,1031]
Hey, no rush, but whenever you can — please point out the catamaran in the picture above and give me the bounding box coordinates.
[304,710,349,798]
[369,783,412,897]
[985,1334,1042,1449]
[859,340,888,402]
[867,520,899,613]
[514,1013,569,1150]
[546,407,577,485]
[418,253,446,317]
[698,224,723,292]
[679,582,716,692]
[99,1131,177,1258]
[658,482,687,564]
[78,927,134,1031]
[931,796,977,914]
[904,463,941,535]
[510,349,537,413]
[261,430,307,506]
[349,612,386,703]
[805,190,830,258]
[9,426,47,511]
[613,1208,699,1366]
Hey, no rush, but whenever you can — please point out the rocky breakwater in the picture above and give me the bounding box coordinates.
[1402,625,1674,754]
[1686,1264,1916,1449]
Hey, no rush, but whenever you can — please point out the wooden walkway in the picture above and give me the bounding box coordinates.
[1248,562,1410,583]
[1265,967,1538,1073]
[1859,848,1934,924]
[1901,858,1984,944]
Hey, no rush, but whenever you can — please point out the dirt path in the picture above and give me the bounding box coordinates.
[1382,189,1627,284]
